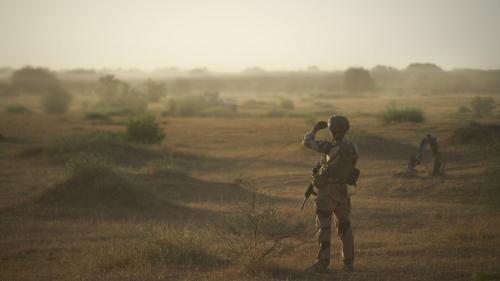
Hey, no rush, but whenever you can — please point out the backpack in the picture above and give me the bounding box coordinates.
[312,139,359,188]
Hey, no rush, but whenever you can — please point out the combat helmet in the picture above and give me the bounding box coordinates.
[327,115,350,139]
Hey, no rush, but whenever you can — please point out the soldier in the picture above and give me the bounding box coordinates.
[302,115,358,273]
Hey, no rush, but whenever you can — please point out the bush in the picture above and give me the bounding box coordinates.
[458,105,471,113]
[84,111,111,121]
[168,93,237,117]
[10,66,61,94]
[450,122,500,145]
[382,102,424,123]
[41,88,73,113]
[6,105,31,113]
[66,153,113,178]
[343,67,376,93]
[144,79,167,102]
[215,192,304,274]
[470,96,495,118]
[95,75,147,115]
[241,99,271,108]
[279,98,295,110]
[125,115,165,144]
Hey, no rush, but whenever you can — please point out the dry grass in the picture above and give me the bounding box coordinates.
[0,93,499,281]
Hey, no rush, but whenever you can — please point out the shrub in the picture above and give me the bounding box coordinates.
[458,105,471,113]
[470,96,495,118]
[40,88,73,113]
[6,105,31,113]
[125,115,165,144]
[95,75,147,115]
[168,93,237,117]
[279,98,295,110]
[84,111,111,121]
[382,102,424,123]
[144,79,167,102]
[241,99,271,108]
[215,192,305,274]
[450,122,500,145]
[66,153,113,178]
[10,66,61,94]
[343,67,376,93]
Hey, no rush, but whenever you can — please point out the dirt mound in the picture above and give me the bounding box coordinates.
[139,168,257,203]
[449,122,500,145]
[35,168,189,219]
[20,132,165,166]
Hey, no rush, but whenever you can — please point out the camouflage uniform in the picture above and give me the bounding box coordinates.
[302,128,358,268]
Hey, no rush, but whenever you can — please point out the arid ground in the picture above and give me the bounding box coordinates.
[1,93,499,281]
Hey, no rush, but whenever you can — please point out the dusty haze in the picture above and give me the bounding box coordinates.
[1,0,500,71]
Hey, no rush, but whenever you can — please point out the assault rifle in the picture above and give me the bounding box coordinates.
[300,183,316,210]
[300,164,322,210]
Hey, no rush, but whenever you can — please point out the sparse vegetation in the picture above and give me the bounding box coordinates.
[40,87,72,113]
[84,111,111,121]
[95,75,147,115]
[167,92,237,117]
[343,67,376,93]
[6,104,32,113]
[125,115,165,144]
[97,226,222,272]
[382,101,425,123]
[450,122,500,145]
[10,66,61,94]
[279,98,295,110]
[470,96,496,118]
[215,192,304,274]
[458,105,472,113]
[2,67,500,281]
[144,79,167,102]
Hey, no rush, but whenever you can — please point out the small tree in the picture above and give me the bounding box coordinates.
[125,115,165,144]
[10,66,60,94]
[470,96,495,118]
[95,75,147,114]
[343,67,376,93]
[41,88,73,113]
[145,79,167,102]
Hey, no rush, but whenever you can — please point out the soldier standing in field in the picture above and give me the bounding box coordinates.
[302,115,359,273]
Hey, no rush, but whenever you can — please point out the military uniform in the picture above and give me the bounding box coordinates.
[302,126,358,269]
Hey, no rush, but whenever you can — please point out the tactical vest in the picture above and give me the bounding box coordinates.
[312,139,359,188]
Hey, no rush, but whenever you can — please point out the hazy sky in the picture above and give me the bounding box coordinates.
[1,0,500,71]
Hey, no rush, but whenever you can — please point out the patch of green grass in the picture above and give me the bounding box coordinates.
[125,115,165,144]
[382,102,425,123]
[6,105,32,113]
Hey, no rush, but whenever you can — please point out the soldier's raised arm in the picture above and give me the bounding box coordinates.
[302,121,333,154]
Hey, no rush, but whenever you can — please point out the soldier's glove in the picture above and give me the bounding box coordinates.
[313,121,328,131]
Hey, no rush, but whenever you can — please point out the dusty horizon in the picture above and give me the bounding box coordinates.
[1,0,500,71]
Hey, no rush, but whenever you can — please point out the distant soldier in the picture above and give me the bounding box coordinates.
[302,115,359,273]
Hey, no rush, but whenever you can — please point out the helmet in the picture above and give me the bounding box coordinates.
[327,115,350,135]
